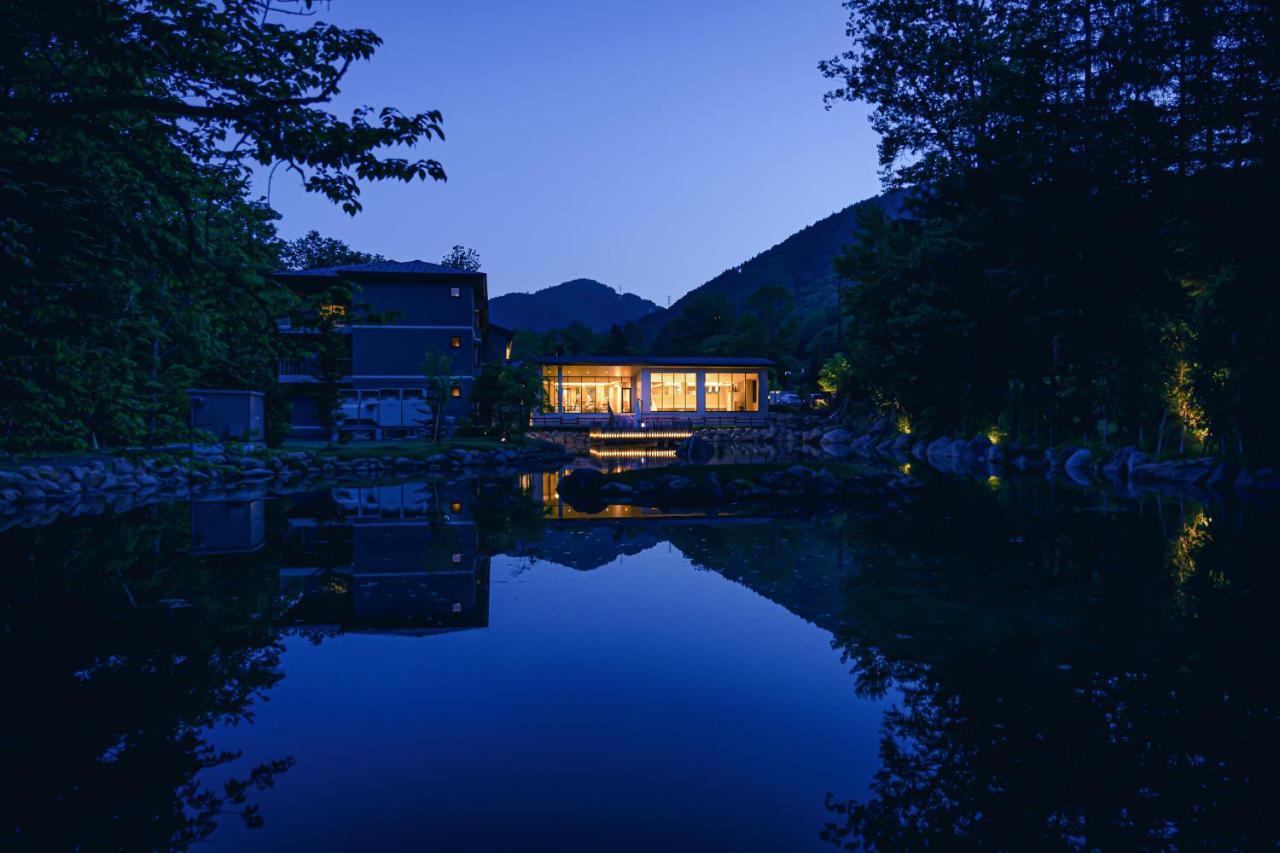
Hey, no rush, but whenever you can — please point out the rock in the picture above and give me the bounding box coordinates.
[966,435,993,457]
[135,473,160,487]
[679,434,715,462]
[600,481,635,498]
[241,468,275,480]
[661,475,697,497]
[786,465,816,481]
[1130,458,1216,487]
[1205,462,1236,493]
[987,443,1006,464]
[1064,448,1093,473]
[926,436,952,458]
[556,467,607,496]
[20,482,47,501]
[820,428,852,446]
[892,433,913,451]
[113,459,134,475]
[0,470,27,487]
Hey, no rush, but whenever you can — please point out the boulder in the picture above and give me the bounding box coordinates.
[892,433,914,451]
[600,481,635,498]
[240,468,275,480]
[1130,458,1216,487]
[20,482,47,502]
[556,468,607,499]
[135,473,160,487]
[966,435,993,457]
[820,428,852,446]
[679,434,715,463]
[112,459,134,475]
[0,470,27,488]
[1064,448,1093,473]
[926,437,953,458]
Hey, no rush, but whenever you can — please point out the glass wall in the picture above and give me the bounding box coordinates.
[650,372,697,412]
[704,372,760,412]
[541,366,558,413]
[550,366,633,414]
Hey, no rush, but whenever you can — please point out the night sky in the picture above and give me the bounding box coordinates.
[255,0,880,303]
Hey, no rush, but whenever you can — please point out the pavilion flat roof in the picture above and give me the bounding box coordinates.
[537,356,773,367]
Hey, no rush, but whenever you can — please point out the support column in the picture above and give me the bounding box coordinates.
[556,366,564,414]
[695,370,706,415]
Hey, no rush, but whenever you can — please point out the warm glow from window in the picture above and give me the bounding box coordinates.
[450,336,461,348]
[450,501,462,512]
[320,304,346,318]
[555,366,632,413]
[704,372,759,412]
[450,385,462,398]
[650,372,697,412]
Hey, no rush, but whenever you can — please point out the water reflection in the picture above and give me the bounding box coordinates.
[2,474,1277,848]
[277,483,489,636]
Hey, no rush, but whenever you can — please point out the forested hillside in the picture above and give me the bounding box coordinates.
[634,190,905,342]
[818,0,1279,462]
[490,279,660,333]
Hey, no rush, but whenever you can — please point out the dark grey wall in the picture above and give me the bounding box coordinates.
[358,280,476,326]
[352,328,475,378]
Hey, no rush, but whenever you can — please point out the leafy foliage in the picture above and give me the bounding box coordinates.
[440,245,482,272]
[822,0,1280,458]
[280,230,385,271]
[0,0,448,451]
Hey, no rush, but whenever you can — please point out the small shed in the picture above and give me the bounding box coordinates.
[187,389,266,447]
[190,499,266,554]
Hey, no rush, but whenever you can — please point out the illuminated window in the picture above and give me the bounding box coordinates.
[705,372,759,412]
[450,336,461,348]
[450,385,462,398]
[541,366,558,412]
[450,501,463,513]
[450,287,461,297]
[451,553,462,563]
[559,366,632,413]
[650,372,697,412]
[320,304,347,324]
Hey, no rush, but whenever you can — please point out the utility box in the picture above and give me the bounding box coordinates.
[187,389,265,448]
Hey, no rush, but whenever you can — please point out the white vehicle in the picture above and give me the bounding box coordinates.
[769,390,804,407]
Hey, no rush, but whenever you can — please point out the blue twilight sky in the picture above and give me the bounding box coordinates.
[255,0,881,304]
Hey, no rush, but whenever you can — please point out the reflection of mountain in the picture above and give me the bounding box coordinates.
[502,477,1280,850]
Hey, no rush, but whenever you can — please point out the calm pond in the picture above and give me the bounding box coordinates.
[4,467,1278,849]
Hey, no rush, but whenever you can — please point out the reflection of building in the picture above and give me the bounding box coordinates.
[189,499,265,554]
[534,356,771,427]
[278,483,489,634]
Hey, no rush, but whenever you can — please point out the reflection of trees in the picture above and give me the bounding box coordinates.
[822,483,1280,849]
[1,503,294,849]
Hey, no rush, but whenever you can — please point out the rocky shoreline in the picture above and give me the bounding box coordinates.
[555,462,922,514]
[0,441,570,523]
[684,415,1280,502]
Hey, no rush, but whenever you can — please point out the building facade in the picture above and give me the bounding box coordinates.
[275,260,512,439]
[534,356,771,427]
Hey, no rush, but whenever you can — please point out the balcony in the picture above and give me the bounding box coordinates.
[278,358,352,383]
